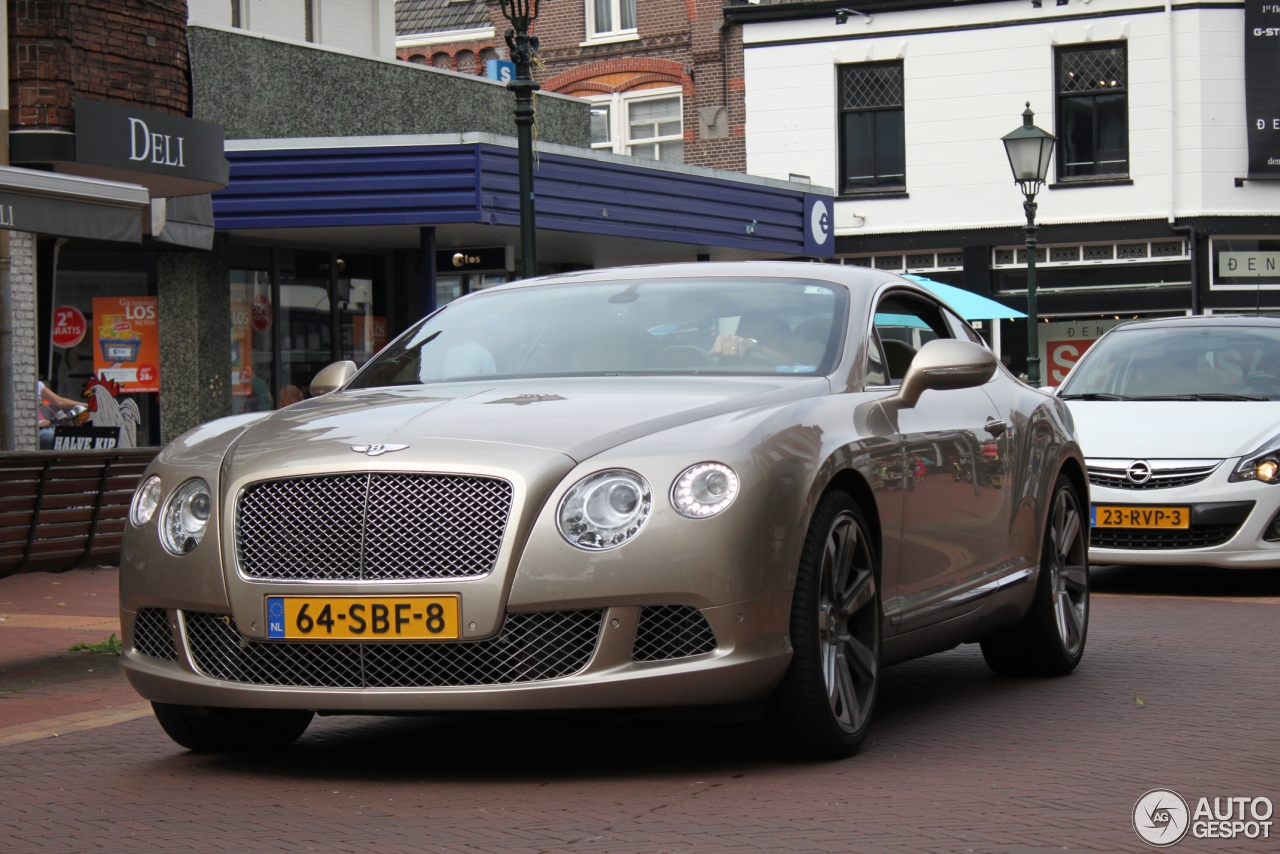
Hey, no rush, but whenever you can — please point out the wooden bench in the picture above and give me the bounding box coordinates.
[0,449,158,577]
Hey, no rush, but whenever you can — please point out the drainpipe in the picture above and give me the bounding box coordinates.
[1165,0,1200,314]
[0,0,13,450]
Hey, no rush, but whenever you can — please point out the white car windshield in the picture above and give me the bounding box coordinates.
[1059,325,1280,401]
[351,277,847,387]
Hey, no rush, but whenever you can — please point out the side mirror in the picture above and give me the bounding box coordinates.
[309,360,358,397]
[896,339,998,408]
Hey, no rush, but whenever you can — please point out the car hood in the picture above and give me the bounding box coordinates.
[1067,400,1280,459]
[226,375,830,473]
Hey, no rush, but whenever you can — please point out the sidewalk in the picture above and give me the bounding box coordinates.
[0,568,144,734]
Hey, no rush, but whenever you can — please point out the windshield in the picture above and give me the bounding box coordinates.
[350,277,847,388]
[1059,325,1280,400]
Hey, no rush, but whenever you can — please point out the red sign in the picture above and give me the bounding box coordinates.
[1046,338,1100,387]
[251,293,272,333]
[51,306,87,349]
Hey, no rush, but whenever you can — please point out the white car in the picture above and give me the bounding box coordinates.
[1058,315,1280,568]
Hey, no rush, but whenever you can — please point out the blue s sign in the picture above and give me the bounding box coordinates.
[803,194,834,257]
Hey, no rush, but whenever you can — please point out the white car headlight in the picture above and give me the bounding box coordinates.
[160,478,212,555]
[130,476,162,526]
[1230,437,1280,484]
[557,469,652,550]
[671,462,739,518]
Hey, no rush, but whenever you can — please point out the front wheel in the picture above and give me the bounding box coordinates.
[770,491,881,760]
[152,703,314,752]
[980,473,1089,676]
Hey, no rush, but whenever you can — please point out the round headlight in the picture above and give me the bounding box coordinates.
[557,469,652,550]
[160,478,212,555]
[130,476,162,527]
[671,462,739,518]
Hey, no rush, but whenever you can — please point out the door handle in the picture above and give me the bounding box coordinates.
[984,419,1008,437]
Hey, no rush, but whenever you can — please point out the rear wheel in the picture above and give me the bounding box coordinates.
[980,474,1089,676]
[770,491,881,760]
[152,703,314,752]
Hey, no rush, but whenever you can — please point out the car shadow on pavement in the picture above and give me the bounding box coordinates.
[1091,564,1280,597]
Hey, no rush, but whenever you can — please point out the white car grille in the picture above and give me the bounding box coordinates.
[1086,460,1221,491]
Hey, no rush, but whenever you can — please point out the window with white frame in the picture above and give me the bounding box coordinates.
[588,90,683,163]
[586,0,636,41]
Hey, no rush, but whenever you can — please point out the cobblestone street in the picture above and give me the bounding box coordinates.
[0,566,1276,853]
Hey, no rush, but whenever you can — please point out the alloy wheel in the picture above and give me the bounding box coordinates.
[1048,486,1088,656]
[817,510,879,734]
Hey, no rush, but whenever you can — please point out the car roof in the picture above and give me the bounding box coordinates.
[480,261,908,293]
[1110,314,1280,331]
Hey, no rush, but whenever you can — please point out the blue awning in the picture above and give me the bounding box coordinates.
[904,274,1026,320]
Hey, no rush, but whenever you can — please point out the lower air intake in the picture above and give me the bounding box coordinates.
[132,608,178,661]
[183,609,603,688]
[632,605,718,662]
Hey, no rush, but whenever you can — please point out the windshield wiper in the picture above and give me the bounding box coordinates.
[1057,392,1133,400]
[1135,393,1272,402]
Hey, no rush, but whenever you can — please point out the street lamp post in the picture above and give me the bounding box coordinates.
[499,0,541,278]
[1001,102,1056,387]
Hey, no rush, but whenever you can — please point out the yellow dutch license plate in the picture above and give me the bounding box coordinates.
[1091,505,1190,529]
[266,596,460,641]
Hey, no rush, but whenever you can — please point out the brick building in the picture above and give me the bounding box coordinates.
[395,0,498,74]
[393,0,747,172]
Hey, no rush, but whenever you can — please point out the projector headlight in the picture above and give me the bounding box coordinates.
[159,478,212,555]
[1231,436,1280,484]
[670,462,739,518]
[557,469,652,550]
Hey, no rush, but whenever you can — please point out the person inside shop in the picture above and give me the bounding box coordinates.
[38,377,83,450]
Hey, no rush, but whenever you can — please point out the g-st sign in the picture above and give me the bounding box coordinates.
[74,99,229,193]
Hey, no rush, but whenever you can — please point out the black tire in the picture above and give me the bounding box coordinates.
[980,473,1089,677]
[152,703,314,752]
[770,490,881,760]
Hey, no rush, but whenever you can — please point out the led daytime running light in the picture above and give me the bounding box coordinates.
[671,462,740,518]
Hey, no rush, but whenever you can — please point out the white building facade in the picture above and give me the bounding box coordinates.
[189,0,396,59]
[730,0,1280,380]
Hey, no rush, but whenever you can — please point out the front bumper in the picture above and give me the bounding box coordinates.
[120,594,793,711]
[1088,467,1280,568]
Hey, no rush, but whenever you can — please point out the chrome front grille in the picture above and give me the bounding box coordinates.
[1087,460,1221,491]
[632,605,718,662]
[236,473,513,581]
[132,607,177,661]
[183,609,603,688]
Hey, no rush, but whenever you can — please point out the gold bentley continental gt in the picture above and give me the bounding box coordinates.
[121,262,1089,759]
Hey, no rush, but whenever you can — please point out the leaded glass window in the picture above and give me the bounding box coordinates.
[1056,43,1129,179]
[838,62,905,193]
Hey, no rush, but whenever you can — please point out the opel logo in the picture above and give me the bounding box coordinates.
[1127,461,1152,484]
[351,444,408,456]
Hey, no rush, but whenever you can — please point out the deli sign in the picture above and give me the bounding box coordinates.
[74,99,229,195]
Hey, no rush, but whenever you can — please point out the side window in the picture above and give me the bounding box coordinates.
[865,335,887,386]
[944,309,986,346]
[872,292,951,384]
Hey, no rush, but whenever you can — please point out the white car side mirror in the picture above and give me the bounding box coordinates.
[896,339,998,409]
[309,360,358,397]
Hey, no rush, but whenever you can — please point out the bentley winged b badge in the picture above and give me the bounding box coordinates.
[351,444,409,456]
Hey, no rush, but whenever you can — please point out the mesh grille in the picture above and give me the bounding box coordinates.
[236,473,513,581]
[840,63,903,110]
[1088,463,1219,491]
[1059,45,1126,93]
[183,609,602,688]
[632,605,718,662]
[1092,524,1240,550]
[132,608,177,661]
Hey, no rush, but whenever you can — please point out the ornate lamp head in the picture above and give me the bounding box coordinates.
[499,0,540,26]
[1001,102,1056,199]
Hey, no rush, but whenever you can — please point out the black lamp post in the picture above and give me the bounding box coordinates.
[1001,102,1056,387]
[499,0,541,278]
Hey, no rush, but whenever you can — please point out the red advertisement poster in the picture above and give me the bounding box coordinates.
[92,296,159,393]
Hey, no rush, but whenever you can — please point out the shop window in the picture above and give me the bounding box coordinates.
[838,62,905,193]
[456,50,476,74]
[230,269,275,414]
[1056,43,1128,179]
[587,0,637,40]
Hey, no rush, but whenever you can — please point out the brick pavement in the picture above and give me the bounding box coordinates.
[0,566,1277,853]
